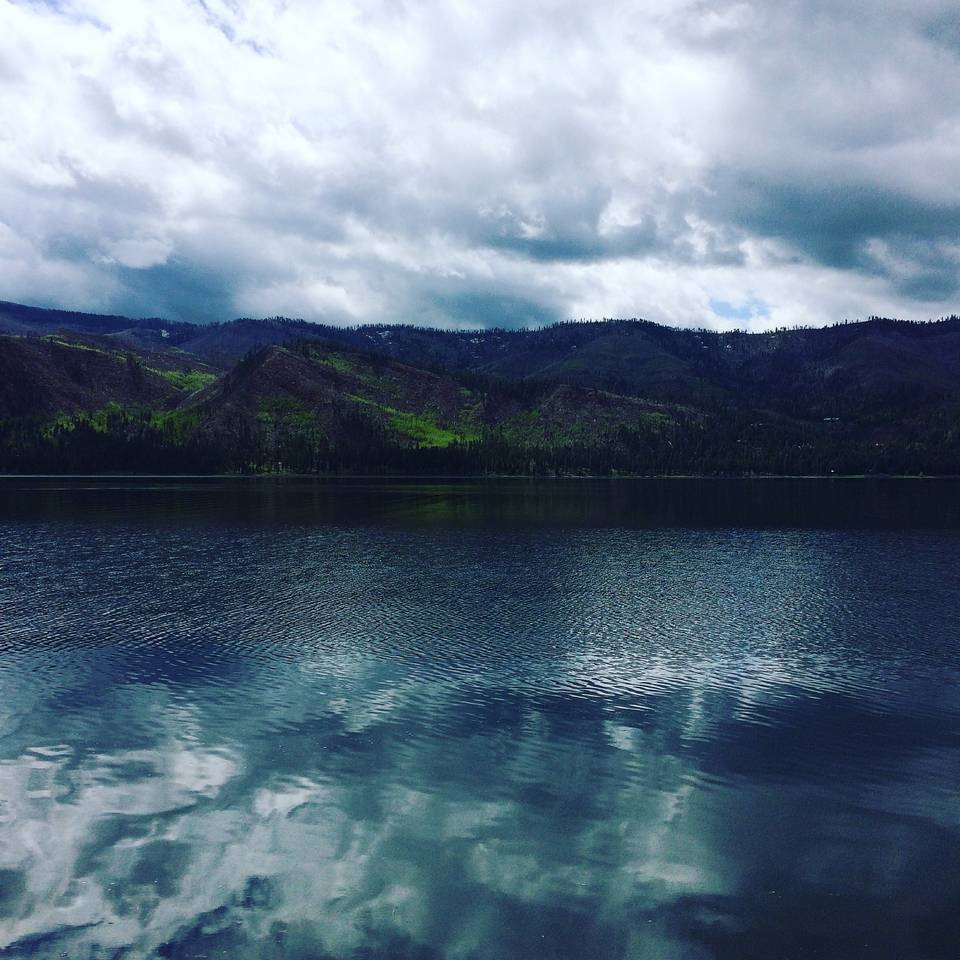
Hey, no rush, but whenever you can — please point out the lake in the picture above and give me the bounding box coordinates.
[1,478,959,959]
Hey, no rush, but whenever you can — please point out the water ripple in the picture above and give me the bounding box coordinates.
[0,482,959,958]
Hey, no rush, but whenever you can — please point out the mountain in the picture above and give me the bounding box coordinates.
[1,299,959,475]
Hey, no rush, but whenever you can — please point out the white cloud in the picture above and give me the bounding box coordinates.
[0,0,959,327]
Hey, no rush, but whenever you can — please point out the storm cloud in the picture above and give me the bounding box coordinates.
[1,0,959,328]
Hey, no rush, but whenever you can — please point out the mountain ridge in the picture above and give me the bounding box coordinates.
[2,299,959,475]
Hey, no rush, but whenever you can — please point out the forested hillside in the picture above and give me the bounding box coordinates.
[2,300,959,475]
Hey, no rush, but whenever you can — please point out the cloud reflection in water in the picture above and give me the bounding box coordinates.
[0,495,959,958]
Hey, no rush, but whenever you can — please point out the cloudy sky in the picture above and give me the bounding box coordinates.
[2,0,960,329]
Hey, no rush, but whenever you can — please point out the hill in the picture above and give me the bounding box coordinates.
[1,300,959,475]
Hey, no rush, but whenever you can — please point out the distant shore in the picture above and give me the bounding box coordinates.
[0,473,956,481]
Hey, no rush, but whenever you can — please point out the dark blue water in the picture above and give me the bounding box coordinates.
[1,479,959,959]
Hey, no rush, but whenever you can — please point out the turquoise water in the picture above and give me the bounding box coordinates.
[0,479,959,959]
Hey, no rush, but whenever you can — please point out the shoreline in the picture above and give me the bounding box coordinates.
[0,473,956,482]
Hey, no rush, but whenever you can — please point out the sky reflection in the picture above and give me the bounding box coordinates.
[1,485,959,958]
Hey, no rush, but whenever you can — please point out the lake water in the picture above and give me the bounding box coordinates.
[1,478,959,959]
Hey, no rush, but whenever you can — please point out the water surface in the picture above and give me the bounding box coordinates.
[1,479,959,959]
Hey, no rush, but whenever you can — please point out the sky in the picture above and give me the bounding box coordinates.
[1,0,960,329]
